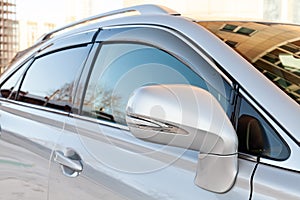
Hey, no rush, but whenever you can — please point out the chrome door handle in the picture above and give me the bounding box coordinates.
[54,150,82,177]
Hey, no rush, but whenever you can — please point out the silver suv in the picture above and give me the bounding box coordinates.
[0,4,299,199]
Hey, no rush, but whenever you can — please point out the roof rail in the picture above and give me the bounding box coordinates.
[37,4,180,43]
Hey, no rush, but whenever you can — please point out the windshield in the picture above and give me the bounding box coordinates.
[198,21,300,105]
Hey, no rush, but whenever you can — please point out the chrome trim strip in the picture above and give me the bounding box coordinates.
[127,113,189,135]
[70,113,129,131]
[0,98,70,116]
[238,153,257,162]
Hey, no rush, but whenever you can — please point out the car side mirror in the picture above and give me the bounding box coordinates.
[126,84,238,193]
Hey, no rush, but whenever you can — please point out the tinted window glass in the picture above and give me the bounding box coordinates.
[237,97,290,160]
[18,46,90,111]
[0,61,30,98]
[82,43,231,125]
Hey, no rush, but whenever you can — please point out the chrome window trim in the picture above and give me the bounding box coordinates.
[70,113,129,131]
[2,43,94,118]
[0,97,70,117]
[239,89,300,172]
[238,153,258,163]
[0,54,36,85]
[101,24,234,87]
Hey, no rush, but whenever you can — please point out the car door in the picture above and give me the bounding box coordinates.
[0,30,95,199]
[48,26,256,199]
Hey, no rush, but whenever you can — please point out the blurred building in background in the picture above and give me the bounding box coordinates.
[65,0,122,23]
[124,0,300,23]
[1,0,300,74]
[0,0,17,73]
[15,0,300,53]
[65,0,93,23]
[124,0,264,20]
[263,0,300,24]
[199,21,300,103]
[16,0,122,52]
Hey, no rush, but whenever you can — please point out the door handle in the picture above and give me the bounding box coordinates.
[54,150,82,177]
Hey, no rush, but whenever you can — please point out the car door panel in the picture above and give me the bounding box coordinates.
[0,101,66,199]
[252,163,300,200]
[48,115,255,199]
[48,118,130,200]
[0,36,93,199]
[47,26,256,199]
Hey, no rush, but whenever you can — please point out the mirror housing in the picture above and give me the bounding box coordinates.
[126,84,238,193]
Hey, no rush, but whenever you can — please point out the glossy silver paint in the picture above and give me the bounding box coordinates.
[126,84,238,193]
[0,100,65,199]
[0,4,299,200]
[252,163,300,200]
[126,85,237,153]
[49,114,254,199]
[87,12,300,143]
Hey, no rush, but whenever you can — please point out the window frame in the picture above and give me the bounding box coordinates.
[76,26,236,129]
[234,90,291,161]
[0,29,99,113]
[0,46,95,116]
[14,44,93,113]
[0,58,34,99]
[234,88,300,172]
[81,41,215,125]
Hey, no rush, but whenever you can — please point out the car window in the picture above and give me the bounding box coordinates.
[0,61,31,98]
[82,42,232,125]
[237,96,290,160]
[17,46,90,112]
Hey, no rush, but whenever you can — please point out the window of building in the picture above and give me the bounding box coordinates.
[225,40,238,48]
[220,24,256,36]
[44,22,56,32]
[262,53,280,64]
[280,43,300,54]
[221,24,238,32]
[236,27,256,36]
[27,21,38,47]
[82,43,232,125]
[17,46,90,112]
[255,44,300,104]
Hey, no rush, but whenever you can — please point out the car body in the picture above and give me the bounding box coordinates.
[0,4,299,199]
